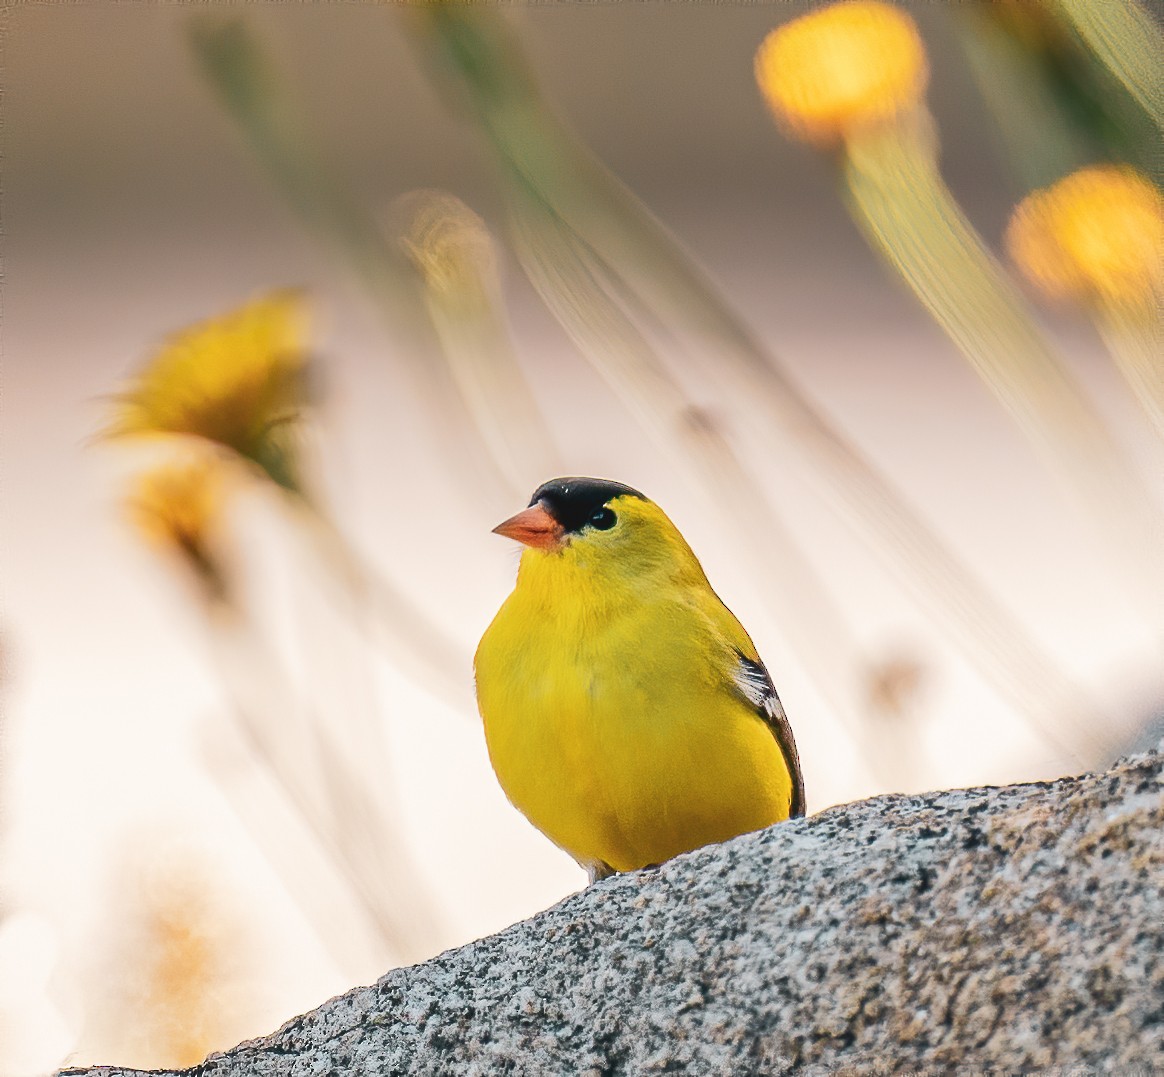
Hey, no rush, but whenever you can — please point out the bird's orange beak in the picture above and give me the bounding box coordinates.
[492,501,564,550]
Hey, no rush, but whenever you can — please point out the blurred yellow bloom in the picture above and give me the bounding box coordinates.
[755,1,928,146]
[127,454,231,601]
[83,841,260,1070]
[400,191,497,314]
[108,291,311,490]
[140,867,224,1067]
[1006,166,1164,308]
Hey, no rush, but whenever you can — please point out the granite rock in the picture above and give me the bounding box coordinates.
[62,747,1164,1075]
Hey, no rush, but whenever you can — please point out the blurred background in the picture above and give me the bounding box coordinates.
[2,2,1161,1071]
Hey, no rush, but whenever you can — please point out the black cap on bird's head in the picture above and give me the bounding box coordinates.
[530,477,645,532]
[493,476,646,550]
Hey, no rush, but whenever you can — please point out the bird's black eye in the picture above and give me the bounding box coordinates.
[589,506,617,531]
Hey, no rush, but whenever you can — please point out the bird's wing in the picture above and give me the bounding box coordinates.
[732,652,807,818]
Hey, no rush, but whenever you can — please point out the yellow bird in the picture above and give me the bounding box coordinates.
[475,477,805,881]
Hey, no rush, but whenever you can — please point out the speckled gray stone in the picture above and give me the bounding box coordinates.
[62,747,1164,1075]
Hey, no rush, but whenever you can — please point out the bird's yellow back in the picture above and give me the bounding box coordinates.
[475,491,802,877]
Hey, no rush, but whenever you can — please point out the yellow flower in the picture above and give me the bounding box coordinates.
[108,291,311,491]
[755,1,928,147]
[127,453,232,601]
[1006,166,1164,308]
[92,841,256,1069]
[400,191,497,315]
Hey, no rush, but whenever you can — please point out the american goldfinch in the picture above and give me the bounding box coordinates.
[475,477,805,882]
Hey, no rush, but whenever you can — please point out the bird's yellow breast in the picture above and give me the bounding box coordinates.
[475,524,795,875]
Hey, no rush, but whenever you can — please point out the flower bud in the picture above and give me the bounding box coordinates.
[1007,166,1164,308]
[755,1,929,147]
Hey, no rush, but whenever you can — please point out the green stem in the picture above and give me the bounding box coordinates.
[1053,0,1164,135]
[410,6,1118,762]
[290,493,469,716]
[509,187,891,773]
[190,16,546,505]
[1097,301,1164,444]
[205,615,446,966]
[398,193,562,492]
[843,115,1164,633]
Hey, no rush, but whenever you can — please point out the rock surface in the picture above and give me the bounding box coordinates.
[63,748,1164,1075]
